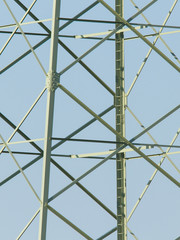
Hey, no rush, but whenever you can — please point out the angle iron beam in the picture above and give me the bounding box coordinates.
[97,0,180,72]
[0,155,42,187]
[0,112,43,152]
[0,106,114,188]
[2,0,47,75]
[13,0,113,97]
[127,128,180,222]
[115,0,127,238]
[58,18,180,29]
[58,84,180,187]
[129,0,180,64]
[58,0,157,76]
[126,0,179,97]
[1,29,179,40]
[126,106,180,173]
[0,112,117,221]
[14,0,99,34]
[0,88,46,154]
[51,105,114,151]
[96,227,117,240]
[16,208,40,240]
[38,0,60,239]
[51,159,117,219]
[1,150,180,159]
[0,37,50,75]
[58,1,99,32]
[51,137,180,148]
[47,205,93,240]
[0,0,37,55]
[0,134,41,202]
[58,39,115,96]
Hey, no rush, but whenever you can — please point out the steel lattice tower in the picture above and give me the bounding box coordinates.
[0,0,180,239]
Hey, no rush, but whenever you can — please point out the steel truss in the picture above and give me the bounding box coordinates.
[0,0,180,239]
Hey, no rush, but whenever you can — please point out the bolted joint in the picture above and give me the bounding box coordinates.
[124,94,128,109]
[46,71,60,92]
[114,94,127,109]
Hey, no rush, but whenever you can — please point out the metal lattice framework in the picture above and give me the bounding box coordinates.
[0,0,180,239]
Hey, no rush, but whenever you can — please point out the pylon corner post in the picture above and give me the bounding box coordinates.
[115,0,127,239]
[38,0,61,239]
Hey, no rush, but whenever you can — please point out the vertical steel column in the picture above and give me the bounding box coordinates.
[115,0,127,239]
[38,0,60,239]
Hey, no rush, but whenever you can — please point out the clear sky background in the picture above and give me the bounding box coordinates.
[0,0,180,239]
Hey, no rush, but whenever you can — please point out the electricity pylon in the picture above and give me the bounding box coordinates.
[0,0,180,239]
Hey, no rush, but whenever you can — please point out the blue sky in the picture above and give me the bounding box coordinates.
[0,0,180,239]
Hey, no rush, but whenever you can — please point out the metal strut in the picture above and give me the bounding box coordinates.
[115,0,127,239]
[38,0,60,239]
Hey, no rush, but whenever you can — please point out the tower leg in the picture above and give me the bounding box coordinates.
[115,0,127,239]
[38,1,61,239]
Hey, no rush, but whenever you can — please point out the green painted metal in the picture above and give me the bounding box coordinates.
[1,1,180,239]
[38,0,60,239]
[0,134,41,202]
[56,84,180,197]
[0,111,117,222]
[47,205,93,240]
[115,0,127,239]
[0,0,37,55]
[97,0,180,72]
[58,0,158,77]
[0,88,46,154]
[126,0,180,97]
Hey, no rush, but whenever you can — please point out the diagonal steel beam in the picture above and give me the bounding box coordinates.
[48,84,180,202]
[130,0,180,64]
[11,0,113,97]
[14,0,114,96]
[0,105,114,186]
[97,0,180,72]
[58,84,180,181]
[0,36,50,75]
[127,127,180,222]
[0,134,41,202]
[3,0,47,75]
[96,225,139,240]
[0,0,37,55]
[1,0,96,75]
[58,0,158,76]
[0,112,43,152]
[58,84,180,187]
[14,0,99,34]
[0,111,117,220]
[0,155,42,187]
[1,0,98,75]
[0,19,52,30]
[104,131,180,237]
[96,227,117,240]
[51,105,114,151]
[127,106,180,173]
[51,159,117,219]
[0,88,46,154]
[58,39,115,96]
[47,205,93,240]
[127,226,139,240]
[126,0,180,97]
[16,208,40,240]
[58,1,99,32]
